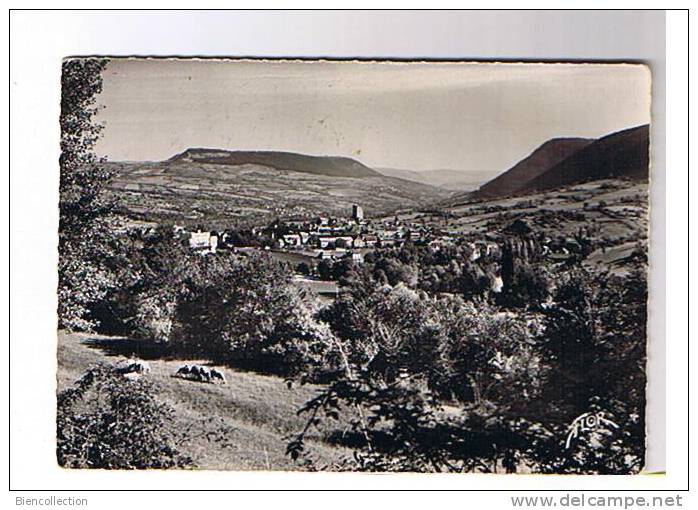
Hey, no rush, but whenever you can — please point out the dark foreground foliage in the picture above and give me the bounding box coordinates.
[57,364,193,469]
[288,262,647,474]
[59,59,120,331]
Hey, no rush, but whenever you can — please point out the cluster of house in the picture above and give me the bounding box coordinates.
[264,204,365,250]
[259,204,457,261]
[182,204,509,264]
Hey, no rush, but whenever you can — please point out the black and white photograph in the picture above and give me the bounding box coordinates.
[55,58,653,474]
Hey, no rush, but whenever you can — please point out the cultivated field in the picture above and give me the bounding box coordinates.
[106,161,448,228]
[399,178,648,272]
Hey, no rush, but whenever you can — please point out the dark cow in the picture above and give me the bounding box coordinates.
[133,361,151,374]
[176,364,191,375]
[210,368,227,384]
[198,366,211,383]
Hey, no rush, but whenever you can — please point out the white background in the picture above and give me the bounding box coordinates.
[5,5,690,503]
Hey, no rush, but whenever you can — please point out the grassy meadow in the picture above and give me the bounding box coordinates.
[57,331,351,470]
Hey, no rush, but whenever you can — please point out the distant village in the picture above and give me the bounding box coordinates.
[127,199,614,293]
[179,204,504,265]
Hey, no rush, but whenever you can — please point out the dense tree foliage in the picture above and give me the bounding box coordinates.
[95,230,336,376]
[58,59,117,331]
[535,264,647,473]
[290,258,647,474]
[169,254,335,376]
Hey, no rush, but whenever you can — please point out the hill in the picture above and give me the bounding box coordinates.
[473,137,594,199]
[419,168,497,191]
[470,124,649,201]
[170,148,380,178]
[524,124,650,192]
[106,153,449,227]
[394,178,648,274]
[375,167,432,185]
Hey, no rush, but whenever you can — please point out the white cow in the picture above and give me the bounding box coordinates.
[116,358,150,376]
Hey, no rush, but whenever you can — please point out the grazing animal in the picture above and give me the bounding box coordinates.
[131,361,151,374]
[176,364,191,376]
[116,358,150,375]
[116,358,136,373]
[198,366,212,383]
[173,363,218,383]
[210,368,227,384]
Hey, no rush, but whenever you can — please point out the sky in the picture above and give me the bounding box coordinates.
[94,59,651,175]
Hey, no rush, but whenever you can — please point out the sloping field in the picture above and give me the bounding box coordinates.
[444,179,647,241]
[57,332,351,470]
[396,179,647,273]
[106,161,449,228]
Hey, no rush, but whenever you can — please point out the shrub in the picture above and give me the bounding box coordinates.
[57,364,192,469]
[169,254,336,376]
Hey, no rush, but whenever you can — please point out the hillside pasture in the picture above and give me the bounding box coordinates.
[57,331,352,470]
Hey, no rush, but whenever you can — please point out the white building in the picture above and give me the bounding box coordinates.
[189,230,218,253]
[317,236,354,249]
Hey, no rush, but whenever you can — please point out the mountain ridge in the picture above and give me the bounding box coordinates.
[106,154,448,227]
[473,137,594,199]
[524,124,650,192]
[167,148,380,178]
[375,167,495,191]
[466,124,649,202]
